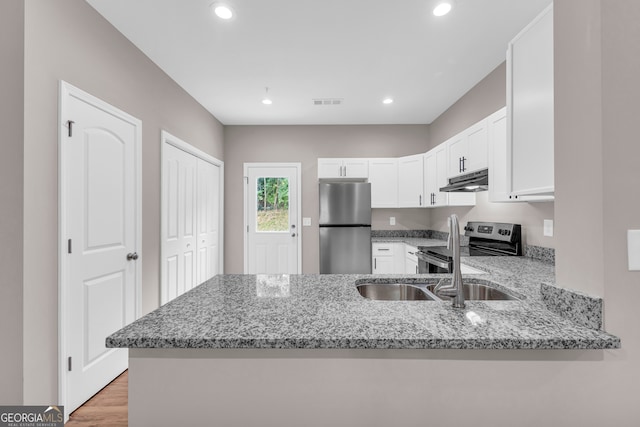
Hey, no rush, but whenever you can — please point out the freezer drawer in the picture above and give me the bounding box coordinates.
[320,226,372,274]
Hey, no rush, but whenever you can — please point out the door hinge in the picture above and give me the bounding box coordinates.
[247,225,249,233]
[67,239,72,254]
[244,176,248,184]
[67,120,75,137]
[68,356,72,372]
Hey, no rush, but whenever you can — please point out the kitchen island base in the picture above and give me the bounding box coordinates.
[129,348,612,427]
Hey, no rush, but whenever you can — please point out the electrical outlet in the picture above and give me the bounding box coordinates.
[390,217,396,226]
[303,217,312,227]
[543,219,553,237]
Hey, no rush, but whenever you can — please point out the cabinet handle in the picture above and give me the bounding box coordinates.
[344,165,347,176]
[419,195,422,206]
[462,157,467,172]
[459,157,463,173]
[374,258,377,269]
[378,248,390,251]
[415,265,418,274]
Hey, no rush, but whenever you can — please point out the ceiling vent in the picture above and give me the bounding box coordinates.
[313,98,343,106]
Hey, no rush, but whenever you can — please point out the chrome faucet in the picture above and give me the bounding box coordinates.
[434,214,466,308]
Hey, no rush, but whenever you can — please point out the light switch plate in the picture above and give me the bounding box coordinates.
[627,230,640,270]
[390,217,396,226]
[303,217,312,227]
[543,219,554,237]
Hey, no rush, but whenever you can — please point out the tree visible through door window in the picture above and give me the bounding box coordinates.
[256,177,289,232]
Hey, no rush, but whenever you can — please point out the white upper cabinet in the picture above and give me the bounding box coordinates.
[488,107,511,203]
[489,107,554,203]
[369,158,398,208]
[318,158,368,179]
[507,4,554,197]
[447,118,489,178]
[426,144,476,207]
[424,145,447,207]
[398,154,425,207]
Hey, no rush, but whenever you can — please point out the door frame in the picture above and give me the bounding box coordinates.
[243,163,302,274]
[57,81,142,413]
[160,130,225,304]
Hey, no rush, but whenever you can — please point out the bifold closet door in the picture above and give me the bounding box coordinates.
[196,158,220,285]
[162,144,197,304]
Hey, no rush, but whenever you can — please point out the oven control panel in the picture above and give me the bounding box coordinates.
[464,222,520,242]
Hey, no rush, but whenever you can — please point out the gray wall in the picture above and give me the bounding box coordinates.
[553,0,640,417]
[0,0,24,405]
[21,0,224,404]
[428,62,555,248]
[224,125,430,273]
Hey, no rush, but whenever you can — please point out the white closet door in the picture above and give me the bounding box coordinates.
[196,158,220,285]
[162,144,197,304]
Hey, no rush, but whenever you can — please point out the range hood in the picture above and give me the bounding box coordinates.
[440,168,488,192]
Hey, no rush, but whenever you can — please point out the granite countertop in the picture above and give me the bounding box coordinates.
[106,257,620,350]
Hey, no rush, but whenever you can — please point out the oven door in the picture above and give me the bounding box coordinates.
[417,251,452,274]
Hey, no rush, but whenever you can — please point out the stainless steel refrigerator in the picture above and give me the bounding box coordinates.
[319,182,372,274]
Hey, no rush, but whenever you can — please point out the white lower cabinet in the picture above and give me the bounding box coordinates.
[405,244,419,274]
[372,243,397,274]
[372,243,420,274]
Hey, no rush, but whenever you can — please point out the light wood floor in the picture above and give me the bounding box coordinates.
[65,370,128,426]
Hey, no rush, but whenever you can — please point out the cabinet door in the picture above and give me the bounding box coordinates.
[343,159,369,178]
[466,119,488,173]
[433,145,451,206]
[488,107,511,203]
[369,158,398,208]
[405,258,419,275]
[508,4,554,196]
[447,133,467,177]
[424,150,437,207]
[318,159,344,179]
[398,154,424,207]
[373,256,395,274]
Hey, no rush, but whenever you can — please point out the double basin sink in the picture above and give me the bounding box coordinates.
[356,280,519,301]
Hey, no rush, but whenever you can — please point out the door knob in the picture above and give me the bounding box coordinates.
[291,233,296,237]
[127,252,139,261]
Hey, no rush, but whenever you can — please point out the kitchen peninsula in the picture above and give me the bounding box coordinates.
[108,256,619,426]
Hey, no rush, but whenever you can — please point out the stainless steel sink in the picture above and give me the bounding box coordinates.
[356,283,435,301]
[425,283,518,301]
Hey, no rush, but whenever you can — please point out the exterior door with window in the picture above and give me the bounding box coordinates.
[245,164,300,274]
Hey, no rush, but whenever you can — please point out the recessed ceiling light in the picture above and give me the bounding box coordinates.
[433,2,452,17]
[262,87,272,105]
[211,3,234,20]
[383,98,394,105]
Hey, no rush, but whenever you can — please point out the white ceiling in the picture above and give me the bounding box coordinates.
[86,0,551,125]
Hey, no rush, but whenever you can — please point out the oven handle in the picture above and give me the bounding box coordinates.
[416,251,450,269]
[469,244,517,256]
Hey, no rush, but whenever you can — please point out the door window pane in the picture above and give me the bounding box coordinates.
[256,177,289,232]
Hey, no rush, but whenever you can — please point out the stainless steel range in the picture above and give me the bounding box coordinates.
[416,221,522,274]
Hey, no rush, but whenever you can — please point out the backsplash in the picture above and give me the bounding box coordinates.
[524,245,555,263]
[540,283,603,330]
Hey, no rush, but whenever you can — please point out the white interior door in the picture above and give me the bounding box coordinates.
[196,158,220,284]
[162,143,197,303]
[244,164,301,274]
[60,82,140,415]
[161,132,224,304]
